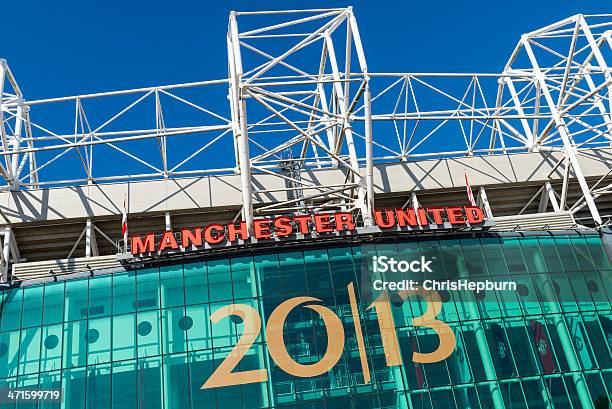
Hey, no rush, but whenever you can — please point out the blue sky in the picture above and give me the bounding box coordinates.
[1,0,610,184]
[4,0,609,99]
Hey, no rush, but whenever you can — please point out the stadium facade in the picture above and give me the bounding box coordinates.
[0,7,611,409]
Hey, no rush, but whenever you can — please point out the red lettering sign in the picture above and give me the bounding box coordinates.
[130,206,487,255]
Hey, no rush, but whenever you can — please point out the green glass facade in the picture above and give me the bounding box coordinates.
[0,233,611,408]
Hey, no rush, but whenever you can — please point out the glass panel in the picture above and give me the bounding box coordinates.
[163,353,191,409]
[231,256,256,300]
[65,279,89,322]
[88,276,111,318]
[86,364,111,409]
[207,259,233,302]
[278,251,307,297]
[136,268,160,311]
[185,303,211,352]
[162,307,187,354]
[188,350,215,409]
[112,272,135,315]
[62,367,86,409]
[21,286,43,328]
[0,330,20,378]
[41,324,63,372]
[43,282,65,325]
[88,316,111,365]
[136,309,161,358]
[160,265,185,308]
[1,288,22,332]
[183,262,208,305]
[112,313,136,361]
[111,360,137,409]
[303,249,333,297]
[137,356,162,409]
[63,320,87,369]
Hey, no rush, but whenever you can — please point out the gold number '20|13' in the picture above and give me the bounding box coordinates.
[202,286,455,389]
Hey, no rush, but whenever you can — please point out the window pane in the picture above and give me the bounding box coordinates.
[86,363,111,409]
[184,262,208,305]
[163,353,191,409]
[113,272,135,315]
[21,285,43,328]
[65,279,89,322]
[63,320,87,369]
[207,259,233,302]
[0,330,20,378]
[41,324,63,373]
[111,360,137,409]
[161,307,187,354]
[160,265,185,308]
[137,309,161,358]
[1,288,22,332]
[136,268,160,311]
[88,316,111,365]
[43,282,65,325]
[112,314,136,361]
[62,367,86,409]
[89,276,111,318]
[231,257,256,300]
[137,357,162,409]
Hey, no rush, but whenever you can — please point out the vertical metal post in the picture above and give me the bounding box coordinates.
[478,187,493,219]
[228,12,254,231]
[86,219,92,258]
[1,226,12,281]
[165,212,171,231]
[85,219,99,258]
[364,81,374,225]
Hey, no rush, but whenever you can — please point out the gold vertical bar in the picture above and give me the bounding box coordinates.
[347,282,371,383]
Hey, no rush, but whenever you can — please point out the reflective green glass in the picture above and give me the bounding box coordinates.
[137,357,162,409]
[88,316,111,364]
[111,360,137,409]
[183,262,208,305]
[88,276,111,318]
[21,285,43,328]
[1,288,22,332]
[86,364,111,409]
[112,313,136,361]
[161,306,187,354]
[136,268,160,311]
[62,367,86,409]
[163,353,191,409]
[207,259,232,302]
[38,370,61,409]
[65,279,88,322]
[43,282,64,325]
[0,329,20,378]
[185,303,210,352]
[231,256,255,299]
[63,320,87,369]
[303,249,332,294]
[40,324,62,372]
[160,265,185,308]
[136,309,161,358]
[112,272,135,315]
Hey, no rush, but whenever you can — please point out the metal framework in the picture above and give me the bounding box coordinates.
[0,9,611,237]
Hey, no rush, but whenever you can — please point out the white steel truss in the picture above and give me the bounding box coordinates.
[0,10,611,235]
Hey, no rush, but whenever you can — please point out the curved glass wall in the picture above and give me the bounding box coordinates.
[0,233,610,408]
